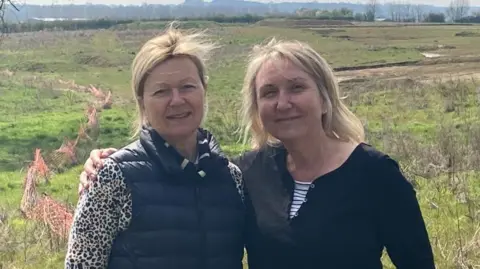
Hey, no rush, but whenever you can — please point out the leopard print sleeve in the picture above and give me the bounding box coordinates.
[228,161,244,203]
[65,159,132,269]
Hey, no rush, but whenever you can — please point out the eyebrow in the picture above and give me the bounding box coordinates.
[258,84,276,91]
[258,76,308,89]
[287,76,308,82]
[152,77,199,87]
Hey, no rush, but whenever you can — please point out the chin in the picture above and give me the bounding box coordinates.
[272,130,305,143]
[166,126,198,138]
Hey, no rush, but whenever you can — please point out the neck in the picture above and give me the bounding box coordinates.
[283,130,336,171]
[166,133,198,162]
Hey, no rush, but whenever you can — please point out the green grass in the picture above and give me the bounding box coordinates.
[0,78,134,172]
[325,26,480,57]
[0,167,81,269]
[1,22,480,269]
[350,80,480,141]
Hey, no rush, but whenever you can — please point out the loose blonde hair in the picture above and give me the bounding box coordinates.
[241,38,365,149]
[130,22,216,138]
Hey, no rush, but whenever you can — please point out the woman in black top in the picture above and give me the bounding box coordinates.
[78,38,435,269]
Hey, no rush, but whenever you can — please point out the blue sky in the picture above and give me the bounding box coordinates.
[24,0,480,7]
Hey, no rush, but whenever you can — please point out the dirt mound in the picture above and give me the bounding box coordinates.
[415,44,456,52]
[336,61,480,86]
[10,61,86,73]
[312,28,346,36]
[333,55,480,73]
[421,55,480,65]
[333,60,420,72]
[73,51,114,67]
[455,31,480,37]
[257,19,354,28]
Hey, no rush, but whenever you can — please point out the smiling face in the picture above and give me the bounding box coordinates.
[255,57,326,143]
[141,56,205,142]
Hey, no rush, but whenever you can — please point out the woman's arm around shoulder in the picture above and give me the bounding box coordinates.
[65,159,132,269]
[226,160,263,269]
[372,155,435,269]
[229,149,260,173]
[227,161,245,203]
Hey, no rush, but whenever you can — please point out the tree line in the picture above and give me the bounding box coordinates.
[296,0,478,23]
[1,15,267,33]
[367,0,476,22]
[1,0,479,34]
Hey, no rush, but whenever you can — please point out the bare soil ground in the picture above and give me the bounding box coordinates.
[256,19,355,28]
[336,60,480,84]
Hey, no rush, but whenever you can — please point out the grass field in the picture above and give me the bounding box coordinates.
[1,21,480,268]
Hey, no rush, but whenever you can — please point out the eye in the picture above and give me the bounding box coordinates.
[261,90,277,98]
[183,84,196,89]
[292,84,305,91]
[154,89,169,96]
[259,85,277,98]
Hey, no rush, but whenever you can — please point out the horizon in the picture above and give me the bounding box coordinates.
[21,0,480,7]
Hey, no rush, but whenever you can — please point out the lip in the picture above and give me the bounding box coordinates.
[275,115,302,122]
[166,112,192,119]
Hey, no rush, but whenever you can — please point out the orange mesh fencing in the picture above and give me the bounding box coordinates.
[102,90,113,109]
[88,84,105,99]
[55,137,78,165]
[33,148,50,182]
[21,164,73,239]
[86,105,99,131]
[21,165,39,213]
[33,194,74,239]
[76,124,92,142]
[21,149,74,239]
[88,85,112,110]
[20,84,113,239]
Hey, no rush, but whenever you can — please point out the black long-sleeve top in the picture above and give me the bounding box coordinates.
[233,142,435,269]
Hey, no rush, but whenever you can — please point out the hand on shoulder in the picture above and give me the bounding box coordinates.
[78,148,118,195]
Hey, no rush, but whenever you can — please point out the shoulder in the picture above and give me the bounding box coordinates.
[354,143,401,170]
[75,159,130,229]
[108,140,150,164]
[230,150,256,167]
[96,158,125,184]
[87,159,128,198]
[230,146,275,171]
[354,143,414,191]
[199,128,224,156]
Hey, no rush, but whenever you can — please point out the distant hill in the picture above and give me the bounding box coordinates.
[3,1,480,23]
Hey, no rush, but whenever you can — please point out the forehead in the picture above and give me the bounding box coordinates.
[145,56,200,86]
[255,58,309,86]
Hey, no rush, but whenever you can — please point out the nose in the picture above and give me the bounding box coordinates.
[170,89,185,106]
[276,90,292,111]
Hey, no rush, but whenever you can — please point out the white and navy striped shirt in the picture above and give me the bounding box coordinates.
[289,180,312,219]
